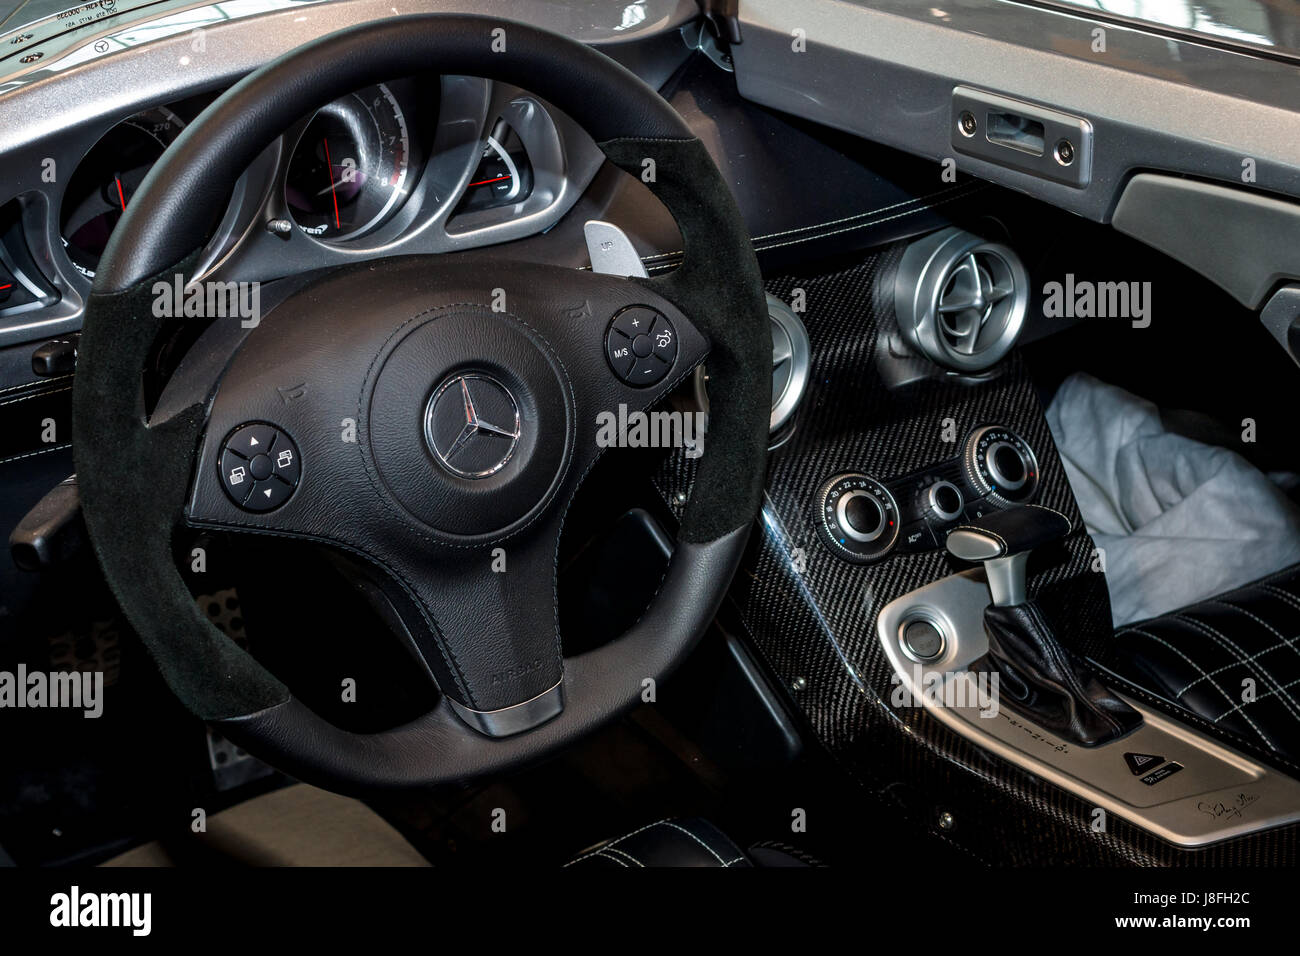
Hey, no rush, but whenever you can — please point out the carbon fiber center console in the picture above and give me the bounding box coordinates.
[656,246,1299,864]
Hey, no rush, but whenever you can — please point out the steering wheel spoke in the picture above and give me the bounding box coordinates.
[381,510,569,735]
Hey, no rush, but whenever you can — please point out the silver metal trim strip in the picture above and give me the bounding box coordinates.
[877,570,1300,847]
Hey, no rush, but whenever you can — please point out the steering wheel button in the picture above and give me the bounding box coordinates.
[245,478,292,512]
[648,315,677,365]
[632,333,654,357]
[273,445,301,485]
[249,453,274,481]
[219,447,254,503]
[218,423,302,509]
[630,355,668,385]
[611,306,658,339]
[227,423,278,458]
[606,334,635,377]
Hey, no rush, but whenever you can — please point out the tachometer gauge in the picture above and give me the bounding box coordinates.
[284,83,410,241]
[59,106,186,279]
[455,120,534,214]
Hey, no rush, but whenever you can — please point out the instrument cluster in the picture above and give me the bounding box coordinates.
[52,72,564,293]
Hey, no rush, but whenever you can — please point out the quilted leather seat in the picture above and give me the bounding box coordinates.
[1110,563,1300,764]
[565,817,816,867]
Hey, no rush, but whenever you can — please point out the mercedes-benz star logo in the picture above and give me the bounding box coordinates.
[424,373,522,479]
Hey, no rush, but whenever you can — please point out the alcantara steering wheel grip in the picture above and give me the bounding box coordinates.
[73,14,769,791]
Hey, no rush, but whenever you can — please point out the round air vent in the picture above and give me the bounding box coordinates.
[767,295,811,434]
[894,227,1029,372]
[694,293,810,438]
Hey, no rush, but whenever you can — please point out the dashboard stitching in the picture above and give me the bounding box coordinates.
[752,184,989,253]
[0,383,71,408]
[0,441,71,466]
[641,183,988,271]
[0,375,72,397]
[641,181,984,261]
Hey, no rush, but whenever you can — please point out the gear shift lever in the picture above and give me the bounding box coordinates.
[945,504,1071,606]
[945,504,1141,747]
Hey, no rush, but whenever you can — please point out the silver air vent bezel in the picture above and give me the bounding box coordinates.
[767,294,811,435]
[694,292,811,439]
[894,227,1029,372]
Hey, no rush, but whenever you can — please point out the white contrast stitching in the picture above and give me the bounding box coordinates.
[1119,626,1277,749]
[638,183,979,262]
[1260,584,1300,612]
[601,847,645,867]
[563,818,671,867]
[0,384,71,409]
[643,184,987,272]
[0,374,72,397]
[0,442,72,466]
[1028,502,1072,527]
[1171,636,1297,698]
[1187,606,1300,723]
[1212,675,1300,724]
[662,820,728,865]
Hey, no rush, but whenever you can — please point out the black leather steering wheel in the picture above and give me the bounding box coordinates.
[72,14,769,792]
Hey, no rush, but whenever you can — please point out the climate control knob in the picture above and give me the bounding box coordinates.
[963,425,1040,505]
[924,480,965,523]
[815,473,900,563]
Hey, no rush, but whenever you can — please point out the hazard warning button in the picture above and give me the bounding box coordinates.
[1123,752,1165,776]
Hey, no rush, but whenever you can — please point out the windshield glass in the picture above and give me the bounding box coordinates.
[0,0,665,81]
[0,0,327,79]
[1031,0,1300,61]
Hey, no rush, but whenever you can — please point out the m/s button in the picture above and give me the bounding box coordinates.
[605,306,677,387]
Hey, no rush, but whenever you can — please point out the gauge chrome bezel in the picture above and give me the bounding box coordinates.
[58,104,188,280]
[283,81,412,243]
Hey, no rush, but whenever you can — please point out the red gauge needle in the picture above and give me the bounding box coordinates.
[468,173,511,187]
[322,137,341,230]
[114,175,127,211]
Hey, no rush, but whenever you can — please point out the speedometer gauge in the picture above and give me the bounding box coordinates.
[284,83,410,241]
[59,106,186,279]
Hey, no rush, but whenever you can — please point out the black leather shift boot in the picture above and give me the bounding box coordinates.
[979,602,1141,747]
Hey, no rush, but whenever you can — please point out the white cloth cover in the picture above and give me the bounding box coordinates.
[1045,372,1300,627]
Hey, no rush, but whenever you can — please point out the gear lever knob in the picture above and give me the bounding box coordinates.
[945,504,1072,606]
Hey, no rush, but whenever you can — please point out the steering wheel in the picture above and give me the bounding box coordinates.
[72,15,769,791]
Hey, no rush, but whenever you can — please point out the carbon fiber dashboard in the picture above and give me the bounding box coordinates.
[657,247,1300,864]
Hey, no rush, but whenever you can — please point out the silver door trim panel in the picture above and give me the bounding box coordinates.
[731,0,1300,223]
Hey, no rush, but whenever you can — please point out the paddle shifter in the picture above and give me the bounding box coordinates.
[945,504,1141,746]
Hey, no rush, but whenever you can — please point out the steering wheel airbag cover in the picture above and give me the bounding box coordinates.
[366,304,573,537]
